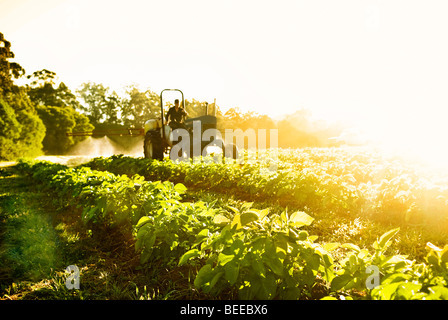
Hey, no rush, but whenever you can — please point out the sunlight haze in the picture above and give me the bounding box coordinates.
[2,0,448,165]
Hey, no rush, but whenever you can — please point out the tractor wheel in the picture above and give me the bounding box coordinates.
[143,131,164,160]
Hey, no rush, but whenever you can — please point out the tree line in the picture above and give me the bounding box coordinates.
[0,32,343,161]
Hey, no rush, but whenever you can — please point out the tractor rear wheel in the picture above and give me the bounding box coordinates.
[144,131,164,160]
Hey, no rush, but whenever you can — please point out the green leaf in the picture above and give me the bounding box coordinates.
[380,255,408,268]
[395,282,422,300]
[371,282,400,300]
[321,257,335,283]
[264,256,284,276]
[246,208,269,220]
[178,249,200,266]
[307,253,321,272]
[136,216,151,229]
[427,285,448,300]
[323,242,340,252]
[213,214,230,225]
[143,232,156,251]
[358,249,370,260]
[280,211,288,223]
[140,248,153,264]
[381,273,412,285]
[227,206,240,215]
[250,256,266,278]
[255,273,277,300]
[207,271,224,292]
[240,202,254,210]
[230,239,245,255]
[342,243,361,253]
[282,287,301,300]
[197,228,209,239]
[289,211,314,228]
[240,211,259,226]
[224,261,239,285]
[231,213,241,230]
[330,274,353,291]
[218,252,235,266]
[377,227,400,250]
[174,183,187,194]
[440,246,448,263]
[194,264,214,289]
[298,230,308,241]
[320,296,338,300]
[427,254,439,267]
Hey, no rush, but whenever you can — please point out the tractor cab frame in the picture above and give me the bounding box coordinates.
[143,89,237,161]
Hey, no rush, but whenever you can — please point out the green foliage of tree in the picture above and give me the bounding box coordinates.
[218,108,276,131]
[0,98,21,159]
[27,69,81,110]
[217,107,343,148]
[0,33,46,160]
[184,98,209,119]
[121,85,159,128]
[0,32,25,96]
[73,80,343,149]
[8,91,46,157]
[76,83,170,128]
[0,97,46,160]
[36,105,93,155]
[76,82,110,125]
[76,82,126,126]
[0,30,344,157]
[23,69,95,155]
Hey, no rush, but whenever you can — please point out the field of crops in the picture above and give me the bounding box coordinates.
[2,147,448,300]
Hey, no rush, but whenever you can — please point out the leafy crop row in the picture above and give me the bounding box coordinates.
[84,155,364,217]
[14,159,448,299]
[84,151,448,230]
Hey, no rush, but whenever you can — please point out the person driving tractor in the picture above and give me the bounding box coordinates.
[165,99,188,130]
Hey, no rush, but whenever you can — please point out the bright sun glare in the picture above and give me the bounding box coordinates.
[2,0,448,173]
[366,118,448,172]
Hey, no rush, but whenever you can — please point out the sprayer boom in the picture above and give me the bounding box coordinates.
[66,128,145,137]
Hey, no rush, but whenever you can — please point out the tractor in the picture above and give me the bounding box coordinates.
[66,89,238,161]
[143,89,238,161]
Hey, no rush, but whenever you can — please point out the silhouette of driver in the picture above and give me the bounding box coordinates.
[165,99,188,130]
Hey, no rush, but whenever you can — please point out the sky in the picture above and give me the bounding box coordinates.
[2,0,448,164]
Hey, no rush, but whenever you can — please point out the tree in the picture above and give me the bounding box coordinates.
[36,105,93,155]
[24,71,95,154]
[184,98,209,118]
[27,69,57,86]
[121,85,159,127]
[76,82,124,125]
[0,32,25,96]
[102,91,121,124]
[7,90,46,156]
[27,69,81,109]
[0,33,45,160]
[0,98,21,160]
[218,108,276,131]
[76,82,109,125]
[0,97,46,160]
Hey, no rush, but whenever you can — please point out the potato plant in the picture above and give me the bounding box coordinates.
[15,156,448,300]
